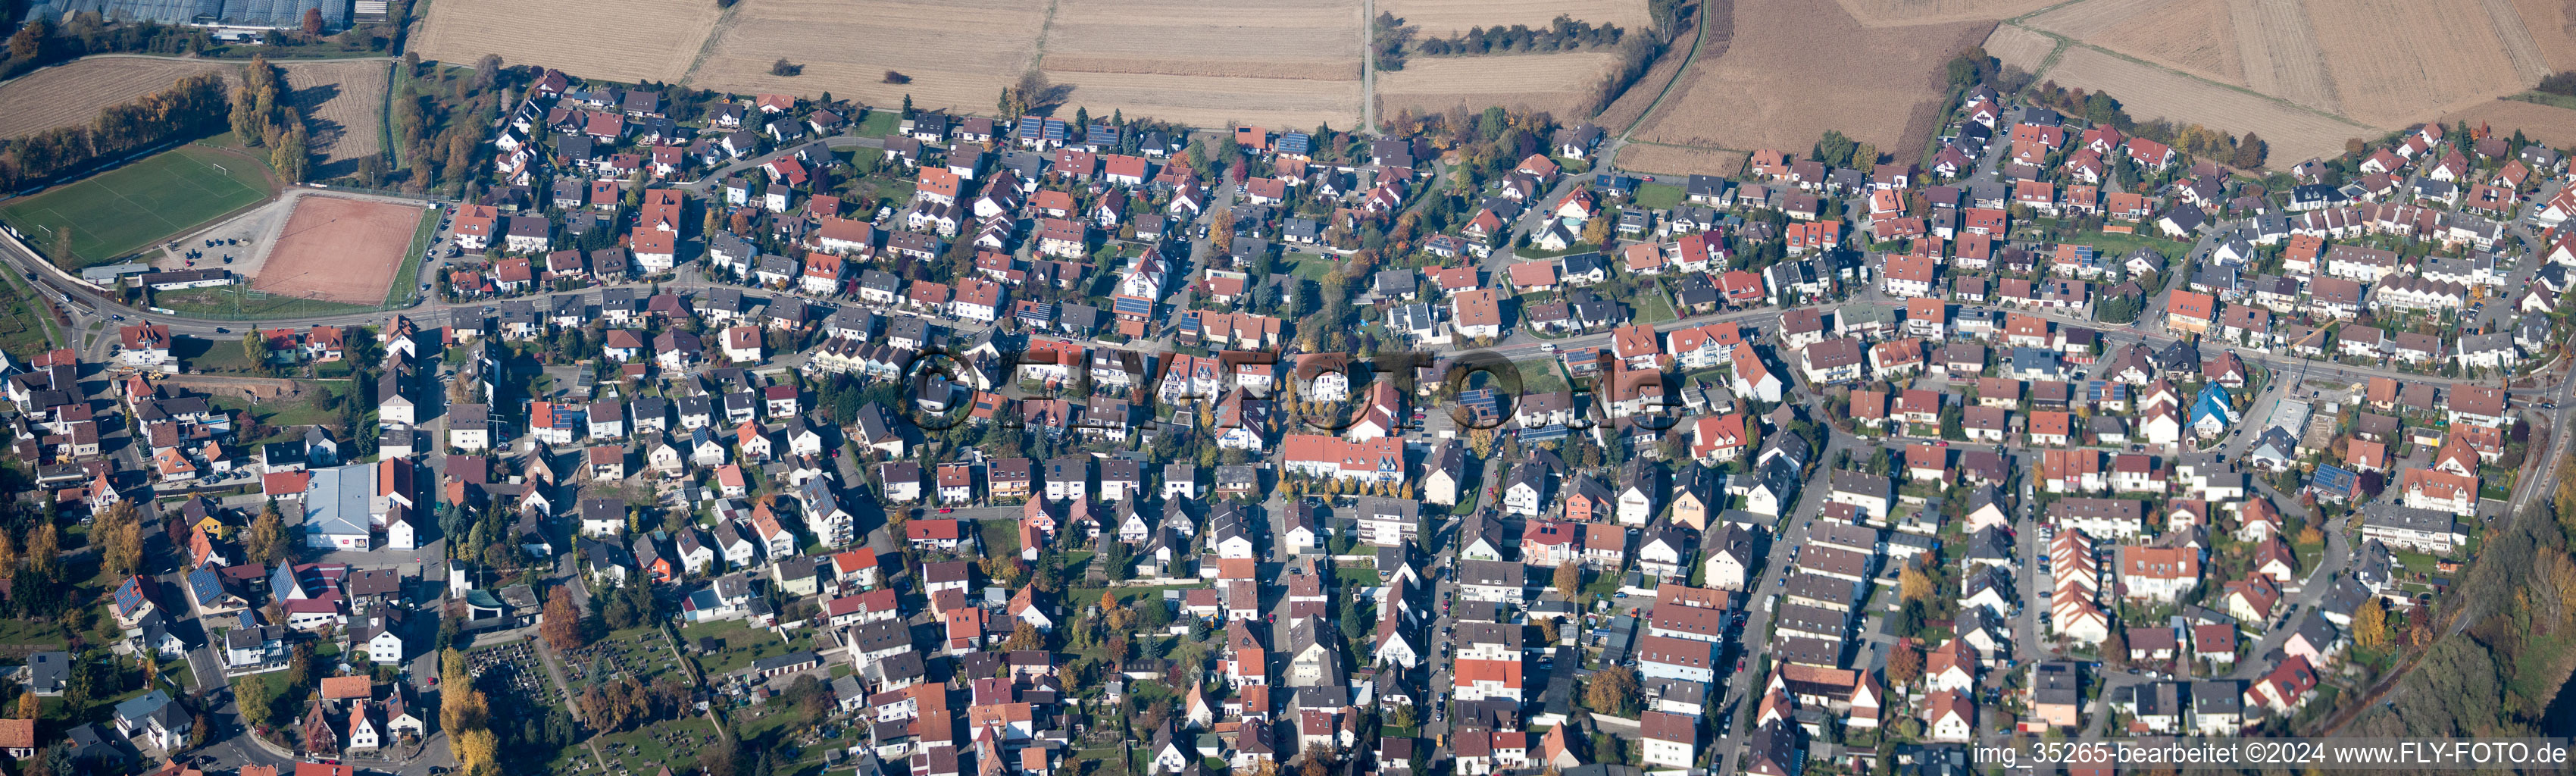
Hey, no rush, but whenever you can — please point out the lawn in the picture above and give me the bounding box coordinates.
[0,263,61,355]
[580,715,720,774]
[1510,358,1569,395]
[855,109,899,138]
[1631,283,1677,324]
[151,285,380,320]
[2055,228,2187,261]
[680,619,807,677]
[0,141,274,268]
[1632,182,1685,211]
[386,204,441,307]
[209,383,349,440]
[978,518,1021,559]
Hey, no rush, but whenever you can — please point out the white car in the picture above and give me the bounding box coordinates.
[1540,343,1556,352]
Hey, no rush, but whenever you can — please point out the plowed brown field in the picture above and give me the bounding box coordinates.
[1636,0,1990,155]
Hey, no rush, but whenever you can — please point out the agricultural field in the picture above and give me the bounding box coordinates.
[1036,72,1361,131]
[1634,0,1990,155]
[1377,52,1619,121]
[1979,23,2056,74]
[0,143,274,269]
[684,0,1045,114]
[2306,0,2541,127]
[1830,0,2061,26]
[2021,0,2243,86]
[2515,0,2576,71]
[411,0,723,84]
[279,60,392,179]
[1041,0,1361,129]
[1995,0,2576,169]
[2038,46,2367,164]
[1615,144,1747,177]
[1376,0,1649,36]
[2441,99,2576,149]
[0,55,229,139]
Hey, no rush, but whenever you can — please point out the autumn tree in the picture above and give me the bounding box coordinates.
[27,524,58,580]
[1583,665,1640,716]
[1002,621,1044,651]
[97,502,142,579]
[247,501,287,565]
[2353,598,2390,649]
[453,727,501,776]
[0,532,20,578]
[1887,643,1924,687]
[1580,216,1611,246]
[301,7,324,37]
[1898,565,1934,602]
[541,587,586,650]
[2232,132,2267,169]
[1555,560,1582,600]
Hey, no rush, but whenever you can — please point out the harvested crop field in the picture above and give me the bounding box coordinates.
[1636,0,1990,155]
[2513,0,2576,72]
[413,0,721,85]
[0,56,228,138]
[2042,46,2368,164]
[1378,52,1618,121]
[280,60,390,179]
[1831,0,2061,26]
[2225,0,2339,114]
[1980,23,2057,74]
[1043,0,1360,129]
[2441,99,2576,149]
[2090,0,2243,84]
[1377,0,1648,36]
[1033,71,1361,130]
[686,0,1043,112]
[1615,144,1749,177]
[255,196,426,305]
[2308,0,2539,127]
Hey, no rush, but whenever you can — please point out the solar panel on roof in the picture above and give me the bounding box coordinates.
[1112,297,1153,315]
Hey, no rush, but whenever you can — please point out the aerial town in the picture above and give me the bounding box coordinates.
[5,7,2576,776]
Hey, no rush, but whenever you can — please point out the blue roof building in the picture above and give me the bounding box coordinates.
[2188,383,2237,436]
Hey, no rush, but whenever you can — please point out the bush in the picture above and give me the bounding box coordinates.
[883,70,911,84]
[771,58,802,77]
[2539,70,2576,97]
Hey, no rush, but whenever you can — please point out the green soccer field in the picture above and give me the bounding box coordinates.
[0,144,274,269]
